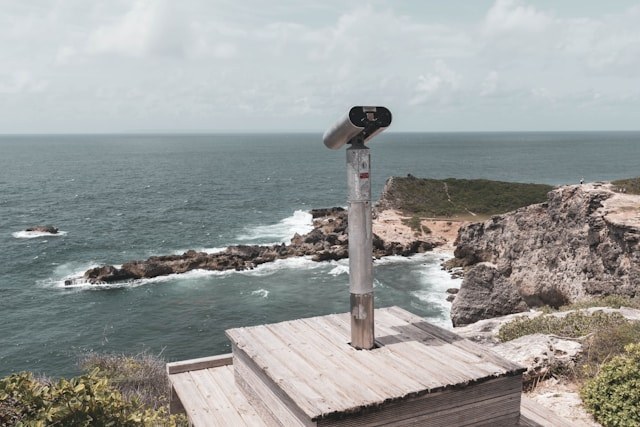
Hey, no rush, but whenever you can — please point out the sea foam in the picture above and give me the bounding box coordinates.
[46,255,324,291]
[12,230,68,239]
[236,210,313,243]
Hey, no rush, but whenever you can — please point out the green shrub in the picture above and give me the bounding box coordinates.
[562,295,640,311]
[0,369,184,426]
[498,311,629,342]
[581,343,640,426]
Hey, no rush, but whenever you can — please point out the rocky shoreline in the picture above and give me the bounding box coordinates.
[70,207,443,285]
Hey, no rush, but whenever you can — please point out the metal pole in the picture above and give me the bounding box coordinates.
[347,138,374,350]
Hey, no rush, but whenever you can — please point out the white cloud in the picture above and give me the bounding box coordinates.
[1,1,639,132]
[0,71,47,94]
[55,46,77,65]
[530,87,556,104]
[86,0,192,58]
[480,71,499,96]
[483,0,552,36]
[410,60,461,106]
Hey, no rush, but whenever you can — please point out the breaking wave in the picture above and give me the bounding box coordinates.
[236,210,313,243]
[12,230,67,239]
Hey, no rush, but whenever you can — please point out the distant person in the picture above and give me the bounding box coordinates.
[580,178,584,185]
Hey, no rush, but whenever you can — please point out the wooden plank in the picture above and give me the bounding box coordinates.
[233,343,313,426]
[321,309,496,395]
[170,364,272,426]
[375,308,504,374]
[316,375,522,427]
[188,369,245,426]
[167,353,233,374]
[170,372,217,426]
[386,306,524,373]
[207,366,267,426]
[308,315,445,393]
[245,322,341,416]
[169,384,185,415]
[306,315,429,396]
[272,319,386,406]
[520,396,575,427]
[297,315,424,398]
[370,315,481,388]
[376,322,502,385]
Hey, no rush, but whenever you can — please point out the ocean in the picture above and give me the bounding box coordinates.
[2,131,639,378]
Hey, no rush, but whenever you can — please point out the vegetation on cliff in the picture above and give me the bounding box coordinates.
[0,352,187,426]
[379,176,553,218]
[612,177,640,194]
[496,297,640,426]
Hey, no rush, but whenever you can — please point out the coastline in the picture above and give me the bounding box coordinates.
[373,208,467,254]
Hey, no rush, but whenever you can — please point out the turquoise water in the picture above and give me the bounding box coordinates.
[2,131,639,377]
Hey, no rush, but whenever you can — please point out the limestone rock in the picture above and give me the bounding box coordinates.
[451,184,640,325]
[493,334,582,384]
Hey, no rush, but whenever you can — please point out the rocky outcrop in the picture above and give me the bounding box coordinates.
[75,207,441,285]
[454,307,640,426]
[451,183,640,326]
[455,307,640,384]
[26,225,58,234]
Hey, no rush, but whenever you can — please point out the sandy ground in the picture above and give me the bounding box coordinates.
[527,380,600,426]
[373,209,466,252]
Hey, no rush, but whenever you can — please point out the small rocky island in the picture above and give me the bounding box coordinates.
[71,207,441,285]
[25,225,58,234]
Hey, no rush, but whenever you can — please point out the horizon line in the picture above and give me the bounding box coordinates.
[2,129,640,137]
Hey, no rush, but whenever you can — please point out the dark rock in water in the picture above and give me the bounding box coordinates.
[73,206,444,285]
[446,294,456,302]
[26,225,58,234]
[84,265,137,283]
[310,207,345,218]
[446,288,459,294]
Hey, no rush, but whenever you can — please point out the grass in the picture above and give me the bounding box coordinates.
[78,351,171,411]
[561,295,640,311]
[382,177,553,217]
[498,311,629,342]
[401,215,431,236]
[612,177,640,194]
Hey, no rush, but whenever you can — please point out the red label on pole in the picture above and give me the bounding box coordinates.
[359,173,369,179]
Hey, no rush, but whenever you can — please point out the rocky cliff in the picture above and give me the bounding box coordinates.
[450,183,640,326]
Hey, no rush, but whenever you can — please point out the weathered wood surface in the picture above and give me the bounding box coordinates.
[170,365,267,427]
[167,353,233,375]
[167,306,577,426]
[168,363,574,426]
[225,306,526,424]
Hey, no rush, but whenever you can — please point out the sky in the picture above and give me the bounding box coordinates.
[1,0,640,133]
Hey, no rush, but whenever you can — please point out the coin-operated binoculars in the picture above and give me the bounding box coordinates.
[323,106,392,350]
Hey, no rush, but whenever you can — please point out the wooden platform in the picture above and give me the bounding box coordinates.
[168,306,575,426]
